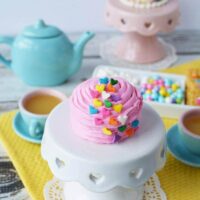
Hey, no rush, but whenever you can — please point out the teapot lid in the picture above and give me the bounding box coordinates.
[23,20,62,38]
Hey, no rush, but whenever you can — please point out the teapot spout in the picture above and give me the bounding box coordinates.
[74,31,95,53]
[0,36,14,68]
[68,31,95,77]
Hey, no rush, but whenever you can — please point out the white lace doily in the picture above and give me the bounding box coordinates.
[100,37,177,71]
[44,174,167,200]
[44,178,64,200]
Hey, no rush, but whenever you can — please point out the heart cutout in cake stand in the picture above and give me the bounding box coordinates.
[44,174,167,200]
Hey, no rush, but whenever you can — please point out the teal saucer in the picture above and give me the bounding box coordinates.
[13,112,42,144]
[167,124,200,168]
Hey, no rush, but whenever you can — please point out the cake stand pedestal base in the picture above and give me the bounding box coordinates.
[64,182,144,200]
[44,175,167,200]
[100,36,177,70]
[105,0,180,66]
[116,32,166,64]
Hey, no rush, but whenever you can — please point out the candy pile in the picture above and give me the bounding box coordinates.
[140,76,185,104]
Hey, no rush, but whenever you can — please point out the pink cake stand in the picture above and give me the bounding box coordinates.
[105,0,180,64]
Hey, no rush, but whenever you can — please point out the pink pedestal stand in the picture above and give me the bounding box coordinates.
[105,0,180,64]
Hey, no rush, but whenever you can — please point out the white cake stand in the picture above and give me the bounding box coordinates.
[41,100,166,200]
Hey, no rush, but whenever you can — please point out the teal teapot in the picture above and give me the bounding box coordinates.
[0,20,95,86]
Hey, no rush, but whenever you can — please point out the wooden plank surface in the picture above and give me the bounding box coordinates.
[0,30,200,199]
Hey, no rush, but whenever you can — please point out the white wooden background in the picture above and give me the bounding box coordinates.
[0,30,200,199]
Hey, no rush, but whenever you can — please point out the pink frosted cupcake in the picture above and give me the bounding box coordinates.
[69,77,143,144]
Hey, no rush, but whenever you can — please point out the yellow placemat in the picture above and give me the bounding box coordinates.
[0,60,200,200]
[0,111,53,199]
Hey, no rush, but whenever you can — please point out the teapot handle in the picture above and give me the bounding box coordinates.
[0,36,14,68]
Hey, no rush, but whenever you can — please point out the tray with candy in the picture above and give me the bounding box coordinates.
[93,65,197,119]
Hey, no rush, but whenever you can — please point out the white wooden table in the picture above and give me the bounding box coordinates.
[0,31,200,199]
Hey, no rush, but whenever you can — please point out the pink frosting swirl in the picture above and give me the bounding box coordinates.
[69,77,143,144]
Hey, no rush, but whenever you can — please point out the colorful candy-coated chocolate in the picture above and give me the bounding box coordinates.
[143,93,150,100]
[102,127,112,136]
[96,84,105,93]
[160,86,166,90]
[177,88,184,94]
[147,84,153,90]
[146,89,152,95]
[104,100,112,108]
[102,91,111,100]
[94,118,104,126]
[110,94,121,102]
[159,89,167,97]
[167,88,173,95]
[176,93,183,99]
[113,104,123,113]
[165,97,172,104]
[148,78,154,84]
[151,93,159,101]
[152,86,160,93]
[90,89,100,98]
[109,117,119,126]
[125,128,134,137]
[117,115,128,125]
[89,105,99,114]
[172,98,177,104]
[164,78,172,86]
[132,120,139,128]
[176,98,182,104]
[146,96,153,101]
[110,78,118,85]
[166,92,170,97]
[158,96,165,103]
[142,94,147,100]
[171,83,179,91]
[93,99,103,108]
[101,108,111,117]
[118,125,127,132]
[158,79,164,85]
[114,135,121,143]
[100,77,109,84]
[106,83,116,93]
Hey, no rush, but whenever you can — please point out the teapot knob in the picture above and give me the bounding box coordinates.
[35,19,47,29]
